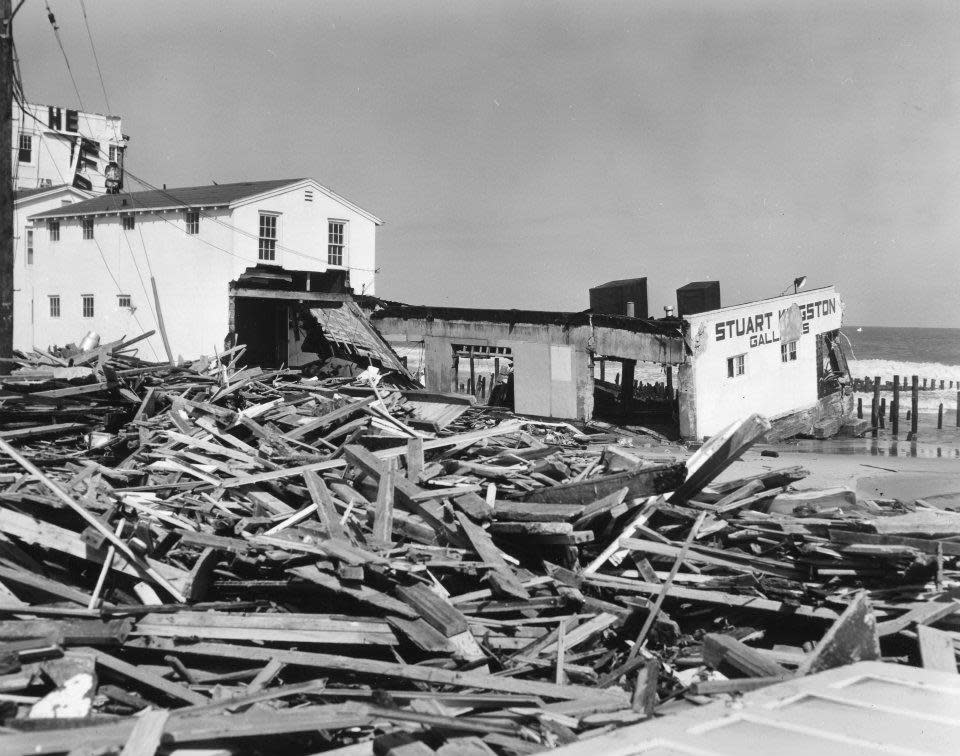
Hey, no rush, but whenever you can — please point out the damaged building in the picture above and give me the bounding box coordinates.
[373,283,853,441]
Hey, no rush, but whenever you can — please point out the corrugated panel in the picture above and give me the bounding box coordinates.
[551,662,960,756]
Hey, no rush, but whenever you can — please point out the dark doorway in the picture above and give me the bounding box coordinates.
[234,298,289,368]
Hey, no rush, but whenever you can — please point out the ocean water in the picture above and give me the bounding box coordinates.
[845,326,960,412]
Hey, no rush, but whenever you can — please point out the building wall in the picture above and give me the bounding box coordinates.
[680,287,844,439]
[24,208,234,359]
[230,185,378,294]
[12,102,126,193]
[13,187,92,349]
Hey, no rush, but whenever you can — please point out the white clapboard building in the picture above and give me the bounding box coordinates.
[24,178,381,360]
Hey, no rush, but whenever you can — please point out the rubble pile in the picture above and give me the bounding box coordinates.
[0,337,957,755]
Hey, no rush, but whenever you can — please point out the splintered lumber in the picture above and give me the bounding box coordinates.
[670,414,771,504]
[119,708,169,756]
[88,649,207,706]
[0,440,186,603]
[702,634,791,679]
[131,611,398,646]
[522,463,685,504]
[798,591,880,676]
[396,583,470,637]
[455,512,530,599]
[917,625,958,673]
[162,642,623,701]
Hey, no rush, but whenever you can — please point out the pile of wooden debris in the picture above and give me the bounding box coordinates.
[0,338,957,756]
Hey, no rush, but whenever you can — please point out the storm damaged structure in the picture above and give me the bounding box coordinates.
[373,284,853,441]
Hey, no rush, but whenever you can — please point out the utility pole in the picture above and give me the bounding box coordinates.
[0,0,13,370]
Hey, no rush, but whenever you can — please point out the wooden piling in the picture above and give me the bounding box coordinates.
[892,375,899,436]
[879,397,886,429]
[871,376,880,438]
[468,356,476,396]
[938,403,944,430]
[599,358,605,382]
[941,380,946,390]
[911,375,919,437]
[857,397,863,419]
[957,391,960,428]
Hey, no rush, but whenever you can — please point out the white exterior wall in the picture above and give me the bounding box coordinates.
[13,187,93,350]
[12,102,126,194]
[680,287,844,439]
[230,184,379,294]
[24,181,379,360]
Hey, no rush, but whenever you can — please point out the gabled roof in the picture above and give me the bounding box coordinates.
[14,184,81,203]
[27,178,383,224]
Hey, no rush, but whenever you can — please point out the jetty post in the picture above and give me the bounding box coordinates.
[892,375,900,435]
[911,375,919,437]
[938,403,944,430]
[871,376,880,438]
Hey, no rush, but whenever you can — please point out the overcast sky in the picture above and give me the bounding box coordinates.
[13,0,960,326]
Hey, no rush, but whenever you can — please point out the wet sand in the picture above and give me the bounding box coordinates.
[715,431,960,505]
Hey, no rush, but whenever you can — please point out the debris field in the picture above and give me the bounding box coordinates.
[0,334,957,756]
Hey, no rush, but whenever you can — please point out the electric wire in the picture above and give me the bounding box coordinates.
[77,0,110,112]
[44,2,86,112]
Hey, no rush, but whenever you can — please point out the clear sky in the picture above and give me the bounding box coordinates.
[13,0,960,327]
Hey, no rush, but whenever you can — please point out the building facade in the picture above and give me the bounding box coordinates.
[678,286,847,439]
[12,101,128,194]
[25,178,381,360]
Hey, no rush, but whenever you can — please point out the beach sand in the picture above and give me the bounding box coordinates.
[715,441,960,506]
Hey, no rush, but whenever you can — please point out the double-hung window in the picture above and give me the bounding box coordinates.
[49,296,60,318]
[727,354,746,378]
[122,215,135,231]
[82,217,94,240]
[26,228,33,265]
[328,220,346,266]
[82,295,94,318]
[48,220,60,242]
[258,213,278,260]
[781,340,798,363]
[185,210,199,235]
[18,133,32,163]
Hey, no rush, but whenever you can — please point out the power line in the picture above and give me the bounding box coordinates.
[44,2,86,112]
[77,0,110,112]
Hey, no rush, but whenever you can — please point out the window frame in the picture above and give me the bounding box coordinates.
[122,214,135,231]
[49,295,61,318]
[26,228,33,265]
[258,212,279,261]
[118,294,132,309]
[48,219,60,242]
[328,219,347,266]
[781,340,798,363]
[185,210,200,235]
[18,133,32,163]
[81,294,95,319]
[726,354,746,378]
[81,217,95,240]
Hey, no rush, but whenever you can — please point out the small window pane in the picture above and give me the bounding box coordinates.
[18,133,32,163]
[258,213,277,260]
[328,220,345,266]
[26,229,33,265]
[185,211,199,235]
